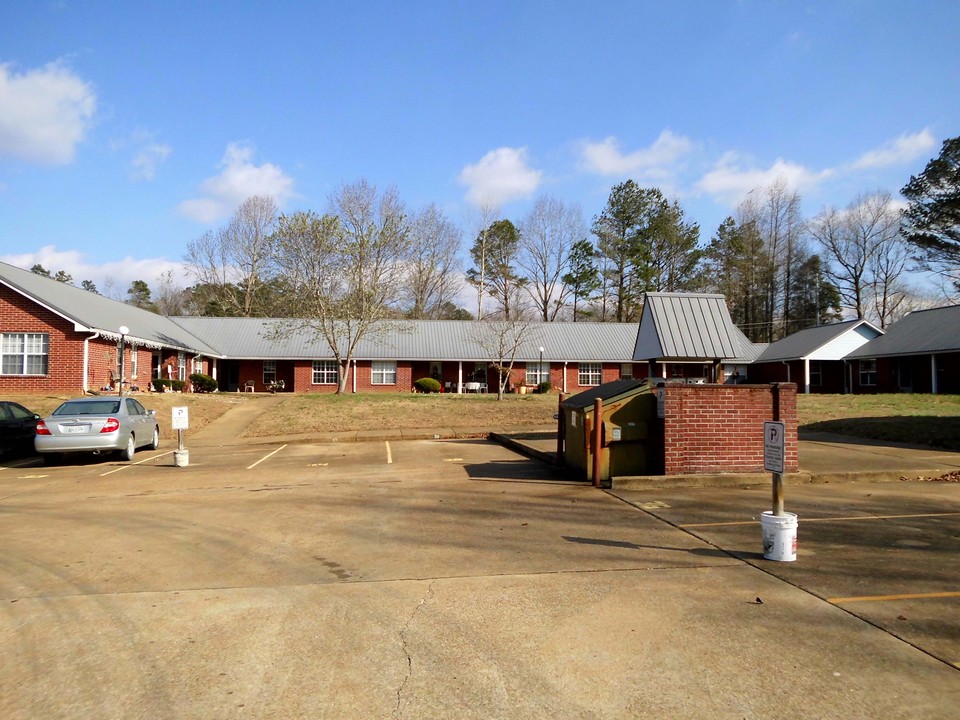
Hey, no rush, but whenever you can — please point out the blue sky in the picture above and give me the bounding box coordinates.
[1,1,958,296]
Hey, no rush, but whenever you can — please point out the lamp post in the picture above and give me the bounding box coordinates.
[118,326,129,396]
[539,346,545,387]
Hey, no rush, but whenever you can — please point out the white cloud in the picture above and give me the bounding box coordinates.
[695,152,833,205]
[131,142,172,180]
[0,60,96,165]
[852,128,936,169]
[579,130,694,176]
[459,147,542,206]
[0,245,193,296]
[178,142,295,223]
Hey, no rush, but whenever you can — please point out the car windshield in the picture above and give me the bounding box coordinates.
[53,400,122,416]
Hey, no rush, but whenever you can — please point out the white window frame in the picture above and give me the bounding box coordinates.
[1,332,49,375]
[578,362,602,386]
[620,363,633,379]
[526,361,549,386]
[859,359,877,387]
[312,360,339,385]
[371,360,397,385]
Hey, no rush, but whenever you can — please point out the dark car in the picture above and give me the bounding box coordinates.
[0,401,41,457]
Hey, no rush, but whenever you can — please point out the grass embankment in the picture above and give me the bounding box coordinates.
[242,392,560,436]
[798,394,960,450]
[8,391,960,450]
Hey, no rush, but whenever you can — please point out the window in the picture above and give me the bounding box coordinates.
[313,360,339,385]
[263,360,277,385]
[620,363,633,379]
[1,333,49,375]
[131,345,139,378]
[178,352,187,381]
[371,360,397,385]
[578,362,602,386]
[859,359,877,387]
[809,361,822,387]
[526,361,549,385]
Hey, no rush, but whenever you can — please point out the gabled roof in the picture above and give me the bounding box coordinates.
[632,292,747,361]
[0,261,220,355]
[170,317,640,362]
[560,378,648,409]
[755,319,883,362]
[846,305,960,358]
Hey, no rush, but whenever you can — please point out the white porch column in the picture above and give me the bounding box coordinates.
[457,362,463,394]
[562,361,568,394]
[803,358,810,394]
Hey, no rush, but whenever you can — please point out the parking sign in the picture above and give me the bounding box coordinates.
[763,421,785,473]
[172,406,189,430]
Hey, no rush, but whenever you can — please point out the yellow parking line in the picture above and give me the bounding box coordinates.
[680,512,960,529]
[247,445,287,470]
[385,441,393,465]
[829,591,960,604]
[101,450,175,476]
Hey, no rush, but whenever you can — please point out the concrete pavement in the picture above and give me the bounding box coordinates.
[2,400,958,718]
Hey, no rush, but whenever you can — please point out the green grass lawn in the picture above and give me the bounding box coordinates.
[798,394,960,450]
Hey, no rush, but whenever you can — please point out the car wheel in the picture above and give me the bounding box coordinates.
[149,426,160,451]
[120,434,136,461]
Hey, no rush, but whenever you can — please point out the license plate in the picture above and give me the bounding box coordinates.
[61,425,88,434]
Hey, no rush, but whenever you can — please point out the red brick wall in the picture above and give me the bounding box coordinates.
[661,383,798,475]
[0,285,88,393]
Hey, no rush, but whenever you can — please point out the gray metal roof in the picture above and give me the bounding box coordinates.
[846,305,960,358]
[755,319,882,362]
[0,261,220,355]
[633,292,745,361]
[170,317,642,362]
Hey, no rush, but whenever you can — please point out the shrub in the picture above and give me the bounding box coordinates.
[414,377,442,393]
[152,378,167,392]
[190,373,218,393]
[170,379,187,392]
[537,381,552,394]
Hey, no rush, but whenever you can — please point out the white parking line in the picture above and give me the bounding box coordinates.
[385,441,393,464]
[247,445,288,470]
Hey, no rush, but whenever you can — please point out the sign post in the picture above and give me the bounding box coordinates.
[763,420,785,515]
[172,406,189,467]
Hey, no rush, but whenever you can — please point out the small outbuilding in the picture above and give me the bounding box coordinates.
[559,379,660,483]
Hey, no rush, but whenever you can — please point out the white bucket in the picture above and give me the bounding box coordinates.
[761,511,798,562]
[174,449,190,467]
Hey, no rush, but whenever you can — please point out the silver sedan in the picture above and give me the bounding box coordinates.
[35,396,160,463]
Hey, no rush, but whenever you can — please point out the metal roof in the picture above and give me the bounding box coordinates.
[560,378,648,409]
[845,305,960,358]
[633,292,745,361]
[170,317,642,362]
[0,261,220,354]
[755,319,882,362]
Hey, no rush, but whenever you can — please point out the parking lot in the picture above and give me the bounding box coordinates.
[2,439,959,718]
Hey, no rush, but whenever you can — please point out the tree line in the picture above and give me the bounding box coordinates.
[32,136,960,346]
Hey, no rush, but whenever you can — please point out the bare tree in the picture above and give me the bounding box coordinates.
[404,204,462,318]
[154,270,190,316]
[738,181,806,339]
[270,180,410,394]
[518,195,586,321]
[184,195,279,316]
[465,203,500,320]
[473,318,541,400]
[811,191,905,324]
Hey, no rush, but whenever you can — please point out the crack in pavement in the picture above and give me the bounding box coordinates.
[394,580,435,718]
